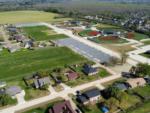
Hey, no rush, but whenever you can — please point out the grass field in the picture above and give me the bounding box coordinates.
[22,26,68,41]
[0,11,71,24]
[142,40,150,45]
[0,47,87,82]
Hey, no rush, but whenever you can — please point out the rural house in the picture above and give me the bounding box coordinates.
[113,82,129,91]
[5,86,22,97]
[49,100,75,113]
[126,78,146,88]
[83,64,98,76]
[33,76,50,89]
[77,88,101,105]
[65,70,79,80]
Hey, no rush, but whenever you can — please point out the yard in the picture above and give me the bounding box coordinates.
[22,26,68,41]
[65,65,110,87]
[0,47,88,82]
[0,11,71,24]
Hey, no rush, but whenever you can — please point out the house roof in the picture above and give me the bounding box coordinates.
[126,78,146,88]
[34,77,50,88]
[77,95,88,103]
[0,88,5,95]
[83,64,97,75]
[66,71,78,80]
[83,88,101,98]
[49,100,75,113]
[113,83,128,91]
[6,86,22,96]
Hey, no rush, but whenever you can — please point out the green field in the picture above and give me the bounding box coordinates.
[0,47,87,82]
[22,26,68,41]
[0,11,70,24]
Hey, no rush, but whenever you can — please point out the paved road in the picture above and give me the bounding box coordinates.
[1,74,121,113]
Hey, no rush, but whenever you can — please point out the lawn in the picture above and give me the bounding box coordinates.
[134,33,149,41]
[22,26,68,41]
[89,37,128,44]
[0,47,88,82]
[0,11,71,24]
[128,101,150,113]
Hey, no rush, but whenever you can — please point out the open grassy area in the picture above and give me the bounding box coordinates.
[22,26,68,41]
[0,47,87,82]
[0,11,71,24]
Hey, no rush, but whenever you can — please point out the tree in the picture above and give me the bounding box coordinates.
[0,94,14,106]
[107,86,120,98]
[130,63,150,77]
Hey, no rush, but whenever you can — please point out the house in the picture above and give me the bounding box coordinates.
[77,88,101,105]
[65,70,78,80]
[126,78,146,88]
[113,83,129,91]
[5,86,22,97]
[83,64,98,76]
[23,40,34,49]
[49,100,75,113]
[34,76,50,89]
[76,95,89,105]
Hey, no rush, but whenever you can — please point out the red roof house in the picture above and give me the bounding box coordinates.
[49,100,75,113]
[66,71,78,80]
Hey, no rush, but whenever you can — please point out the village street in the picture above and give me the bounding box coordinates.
[0,73,121,113]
